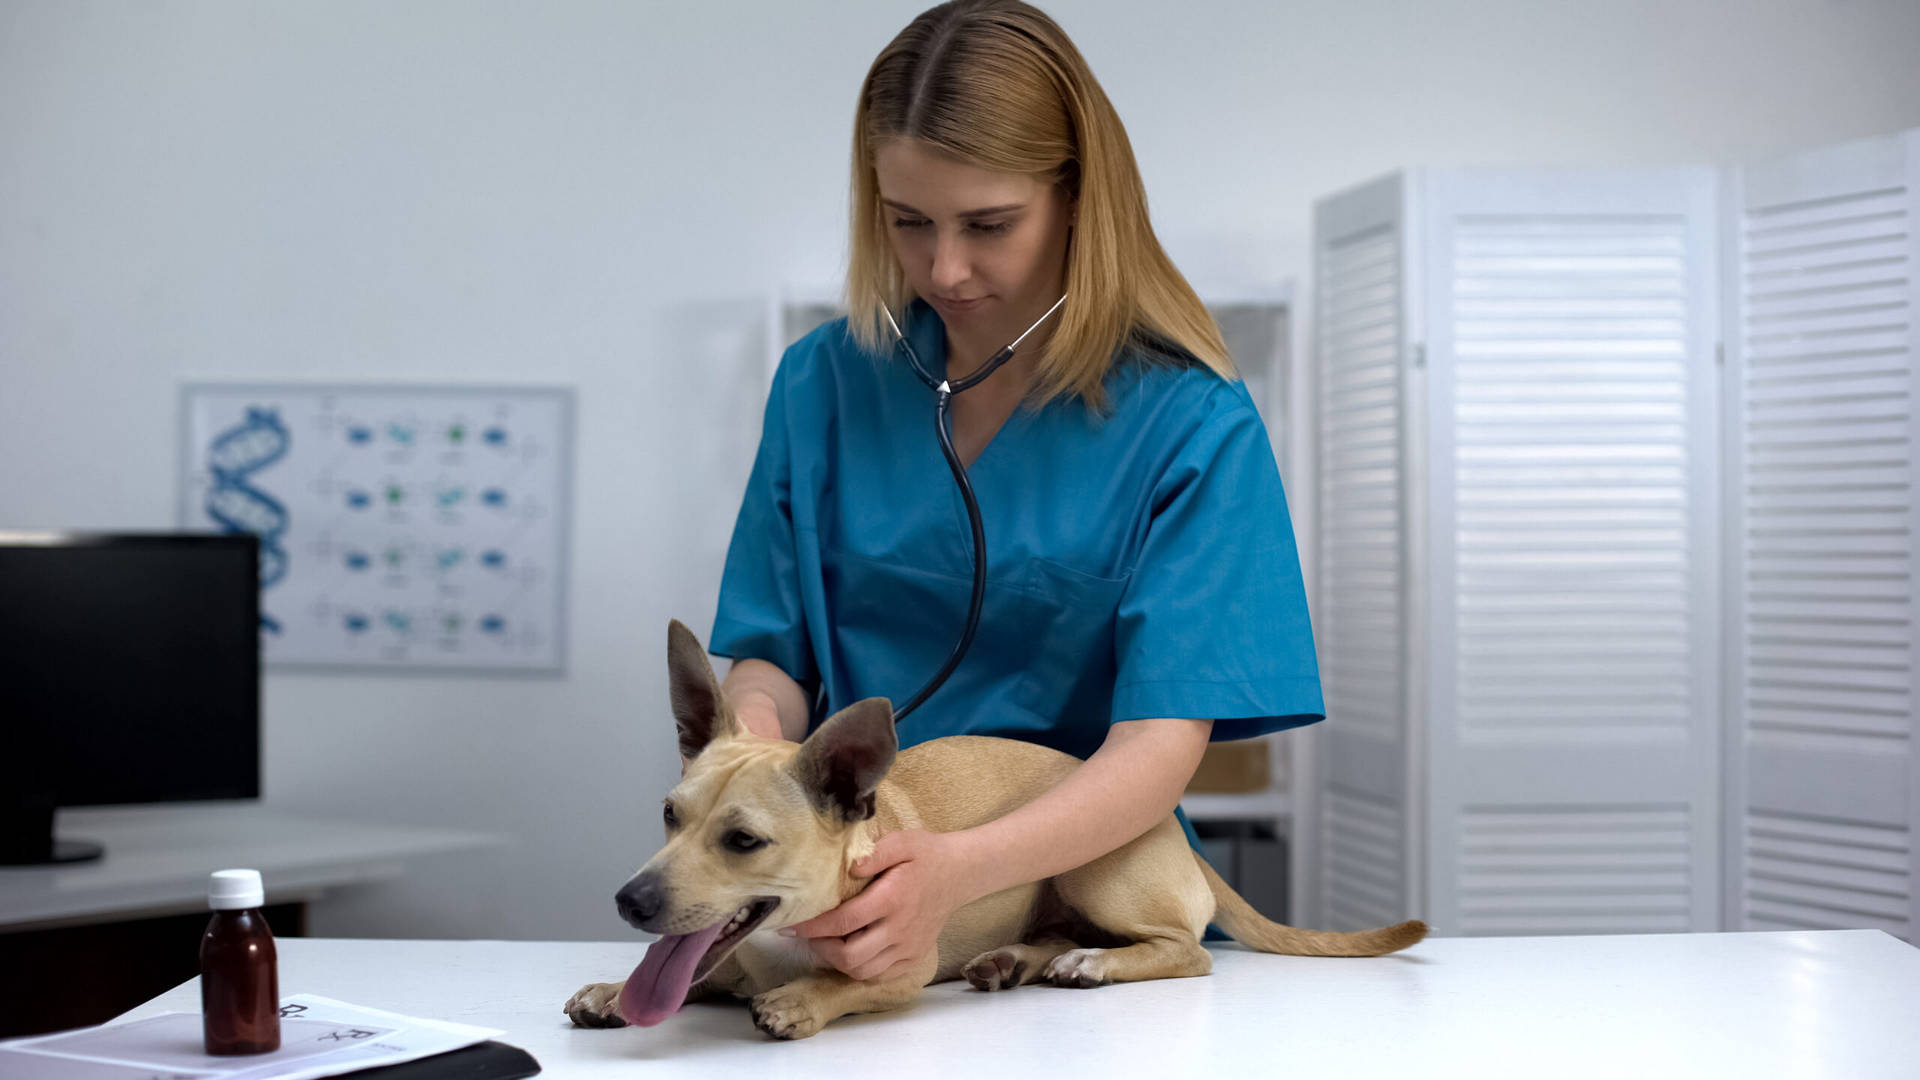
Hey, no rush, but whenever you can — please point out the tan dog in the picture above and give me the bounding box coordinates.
[564,621,1427,1040]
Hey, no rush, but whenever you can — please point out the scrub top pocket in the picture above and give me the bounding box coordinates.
[818,541,1128,761]
[1008,557,1130,749]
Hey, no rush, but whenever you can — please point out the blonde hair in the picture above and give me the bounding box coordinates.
[845,0,1233,408]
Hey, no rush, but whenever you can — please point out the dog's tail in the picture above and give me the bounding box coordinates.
[1197,853,1428,957]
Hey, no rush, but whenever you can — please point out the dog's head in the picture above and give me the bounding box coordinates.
[610,619,896,1026]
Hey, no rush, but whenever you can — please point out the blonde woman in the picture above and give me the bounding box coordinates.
[709,0,1321,983]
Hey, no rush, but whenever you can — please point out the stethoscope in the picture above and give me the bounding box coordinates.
[880,293,1069,722]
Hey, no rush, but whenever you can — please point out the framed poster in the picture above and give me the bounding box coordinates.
[179,383,573,673]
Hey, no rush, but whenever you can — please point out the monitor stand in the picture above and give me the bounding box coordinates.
[0,804,105,867]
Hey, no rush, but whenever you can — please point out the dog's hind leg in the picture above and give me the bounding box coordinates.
[1041,934,1212,988]
[1036,814,1218,988]
[961,937,1079,991]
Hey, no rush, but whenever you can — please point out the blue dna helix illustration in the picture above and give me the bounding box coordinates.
[204,407,291,633]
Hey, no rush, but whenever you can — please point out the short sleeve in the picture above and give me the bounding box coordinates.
[708,356,819,688]
[1110,403,1324,741]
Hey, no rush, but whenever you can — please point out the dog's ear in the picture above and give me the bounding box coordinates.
[668,619,741,759]
[790,698,896,824]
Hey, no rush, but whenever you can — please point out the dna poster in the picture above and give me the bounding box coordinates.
[178,383,574,672]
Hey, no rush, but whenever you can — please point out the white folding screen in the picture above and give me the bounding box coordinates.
[1722,130,1920,940]
[1315,166,1726,936]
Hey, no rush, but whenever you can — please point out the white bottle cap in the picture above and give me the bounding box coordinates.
[208,868,265,910]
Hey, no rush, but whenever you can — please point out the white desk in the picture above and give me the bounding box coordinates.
[117,931,1920,1079]
[0,805,502,931]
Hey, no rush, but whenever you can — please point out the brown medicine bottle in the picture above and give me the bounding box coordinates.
[201,868,281,1054]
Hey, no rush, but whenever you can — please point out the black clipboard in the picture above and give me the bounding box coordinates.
[336,1040,540,1079]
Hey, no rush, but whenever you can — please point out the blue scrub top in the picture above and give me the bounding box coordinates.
[710,299,1324,762]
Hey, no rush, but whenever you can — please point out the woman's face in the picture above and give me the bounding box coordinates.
[873,139,1073,339]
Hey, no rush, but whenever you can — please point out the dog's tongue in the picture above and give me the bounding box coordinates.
[616,920,729,1027]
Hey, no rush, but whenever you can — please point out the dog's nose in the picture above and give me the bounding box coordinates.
[615,875,666,931]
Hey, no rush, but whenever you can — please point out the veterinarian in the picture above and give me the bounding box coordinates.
[707,0,1323,984]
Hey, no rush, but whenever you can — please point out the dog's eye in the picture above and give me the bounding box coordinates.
[724,830,766,854]
[663,802,678,828]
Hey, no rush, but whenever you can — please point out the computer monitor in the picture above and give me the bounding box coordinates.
[0,532,260,866]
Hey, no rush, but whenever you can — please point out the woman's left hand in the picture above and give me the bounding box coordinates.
[780,828,976,981]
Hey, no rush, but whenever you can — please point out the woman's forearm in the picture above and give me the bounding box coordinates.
[720,657,811,741]
[948,716,1213,903]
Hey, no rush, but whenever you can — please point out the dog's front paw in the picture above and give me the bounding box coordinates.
[1043,948,1113,989]
[564,981,628,1028]
[749,984,827,1040]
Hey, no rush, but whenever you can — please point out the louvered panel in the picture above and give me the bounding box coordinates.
[1451,221,1697,734]
[1324,786,1403,932]
[1728,130,1918,941]
[1744,811,1911,938]
[1424,168,1720,936]
[1740,167,1914,743]
[1458,805,1694,936]
[1449,216,1696,738]
[1312,175,1415,932]
[1320,222,1404,745]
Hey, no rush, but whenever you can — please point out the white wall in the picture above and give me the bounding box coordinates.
[3,0,1917,940]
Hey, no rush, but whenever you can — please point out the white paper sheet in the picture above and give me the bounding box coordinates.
[0,994,506,1080]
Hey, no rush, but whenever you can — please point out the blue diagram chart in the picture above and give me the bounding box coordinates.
[179,384,573,672]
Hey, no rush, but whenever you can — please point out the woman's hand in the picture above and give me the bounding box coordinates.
[779,828,978,981]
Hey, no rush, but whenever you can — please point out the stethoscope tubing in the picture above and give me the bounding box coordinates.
[880,295,1067,723]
